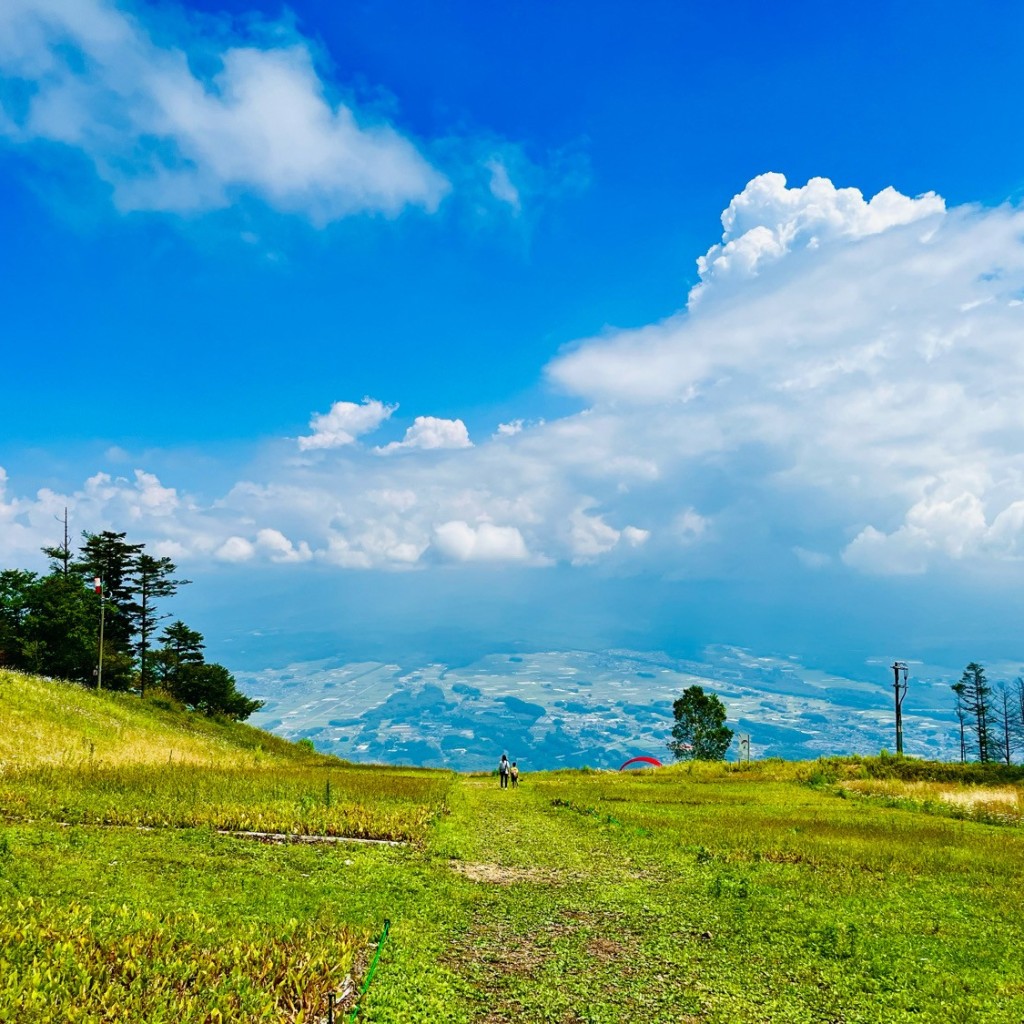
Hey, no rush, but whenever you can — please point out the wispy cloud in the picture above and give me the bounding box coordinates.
[0,0,449,222]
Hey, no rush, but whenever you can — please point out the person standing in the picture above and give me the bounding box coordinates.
[510,761,519,788]
[499,753,511,789]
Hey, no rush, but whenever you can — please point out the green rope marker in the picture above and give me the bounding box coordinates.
[347,918,391,1022]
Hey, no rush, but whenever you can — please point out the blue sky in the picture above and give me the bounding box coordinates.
[3,0,1024,677]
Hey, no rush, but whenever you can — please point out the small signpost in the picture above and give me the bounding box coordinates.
[738,734,751,762]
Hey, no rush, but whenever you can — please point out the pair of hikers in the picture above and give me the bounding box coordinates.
[498,754,519,789]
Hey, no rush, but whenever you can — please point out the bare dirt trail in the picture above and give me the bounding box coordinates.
[434,775,663,1023]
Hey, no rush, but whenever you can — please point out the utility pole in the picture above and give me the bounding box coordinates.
[57,507,70,576]
[95,577,105,691]
[891,661,908,755]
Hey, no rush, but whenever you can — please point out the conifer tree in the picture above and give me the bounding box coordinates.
[955,663,993,762]
[153,620,205,691]
[41,508,73,579]
[23,573,100,684]
[131,555,189,697]
[74,531,144,656]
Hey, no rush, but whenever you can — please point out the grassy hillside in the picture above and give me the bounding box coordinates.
[2,670,1023,1022]
[0,669,313,768]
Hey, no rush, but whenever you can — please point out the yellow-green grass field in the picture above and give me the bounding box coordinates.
[1,669,1023,1022]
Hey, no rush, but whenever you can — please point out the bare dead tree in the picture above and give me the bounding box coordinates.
[993,682,1014,766]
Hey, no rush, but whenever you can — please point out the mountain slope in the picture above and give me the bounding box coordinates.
[0,669,318,768]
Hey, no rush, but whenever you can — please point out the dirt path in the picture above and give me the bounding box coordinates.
[433,776,655,1023]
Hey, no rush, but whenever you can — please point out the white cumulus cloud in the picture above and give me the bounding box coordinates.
[298,398,396,451]
[433,520,529,563]
[693,172,944,300]
[11,173,1024,585]
[255,528,312,563]
[377,416,473,454]
[216,536,255,562]
[546,174,1024,575]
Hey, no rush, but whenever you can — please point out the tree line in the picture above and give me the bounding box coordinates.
[0,519,262,720]
[952,662,1024,764]
[668,669,1024,766]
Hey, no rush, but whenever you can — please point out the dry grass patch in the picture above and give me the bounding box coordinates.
[938,785,1021,810]
[841,778,1024,824]
[586,935,626,960]
[448,860,565,884]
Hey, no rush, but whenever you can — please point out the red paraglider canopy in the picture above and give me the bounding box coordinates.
[619,756,663,771]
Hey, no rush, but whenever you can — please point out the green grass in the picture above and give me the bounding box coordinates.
[421,768,1024,1023]
[0,669,316,768]
[2,670,1024,1022]
[0,762,450,841]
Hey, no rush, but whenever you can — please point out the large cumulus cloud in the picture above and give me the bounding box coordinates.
[6,173,1024,580]
[549,173,1024,575]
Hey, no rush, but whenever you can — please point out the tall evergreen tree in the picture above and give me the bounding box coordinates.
[152,620,205,693]
[74,531,144,656]
[1007,676,1024,758]
[956,663,993,762]
[131,555,189,697]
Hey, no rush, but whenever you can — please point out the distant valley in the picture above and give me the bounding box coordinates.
[243,647,971,771]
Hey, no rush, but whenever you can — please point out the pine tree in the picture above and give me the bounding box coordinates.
[131,556,189,697]
[41,508,73,579]
[1012,677,1024,756]
[153,620,205,692]
[955,663,993,762]
[74,531,144,658]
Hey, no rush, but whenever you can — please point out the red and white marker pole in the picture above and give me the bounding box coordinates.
[95,578,105,691]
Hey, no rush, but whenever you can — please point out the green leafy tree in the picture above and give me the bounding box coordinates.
[0,569,37,669]
[668,685,734,761]
[130,555,189,697]
[171,662,264,721]
[22,574,101,683]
